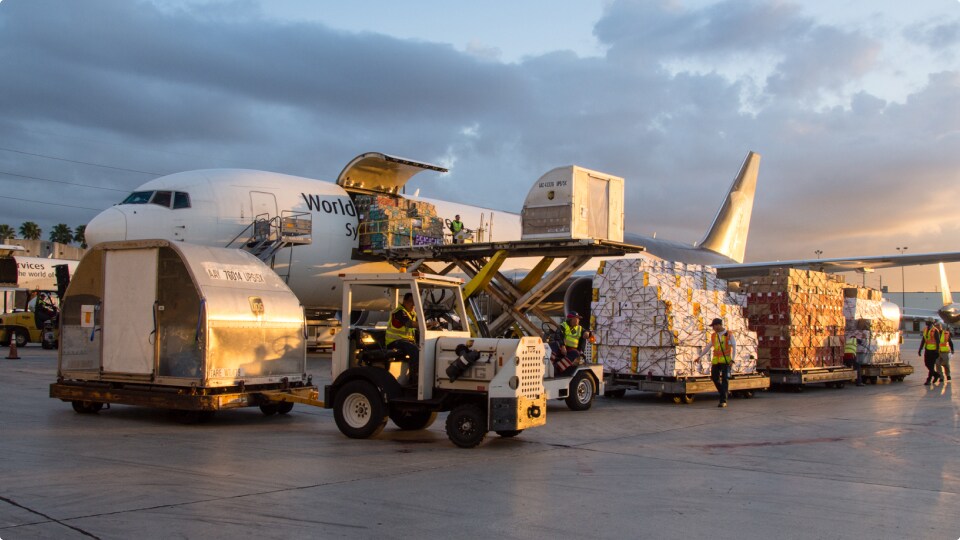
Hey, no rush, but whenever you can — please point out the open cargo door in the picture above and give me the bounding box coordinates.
[336,152,447,196]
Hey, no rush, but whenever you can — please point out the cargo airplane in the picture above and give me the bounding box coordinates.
[84,151,960,319]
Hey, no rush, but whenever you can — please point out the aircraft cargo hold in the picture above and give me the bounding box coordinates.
[355,194,445,251]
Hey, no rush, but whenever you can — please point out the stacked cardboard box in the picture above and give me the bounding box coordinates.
[591,259,758,377]
[741,269,846,370]
[843,287,901,364]
[354,195,445,250]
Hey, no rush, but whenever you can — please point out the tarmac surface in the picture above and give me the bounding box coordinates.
[0,338,957,540]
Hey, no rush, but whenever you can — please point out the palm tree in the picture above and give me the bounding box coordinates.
[19,221,41,240]
[74,224,87,248]
[50,224,73,244]
[0,224,14,242]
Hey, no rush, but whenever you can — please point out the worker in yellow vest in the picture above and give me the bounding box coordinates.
[697,318,736,408]
[935,322,953,382]
[386,293,420,385]
[918,319,943,385]
[549,312,592,376]
[449,215,465,244]
[844,334,865,386]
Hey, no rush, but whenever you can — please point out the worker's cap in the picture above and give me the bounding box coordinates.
[402,292,414,302]
[926,318,935,324]
[710,318,724,327]
[566,311,580,319]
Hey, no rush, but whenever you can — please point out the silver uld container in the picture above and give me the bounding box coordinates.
[58,240,306,388]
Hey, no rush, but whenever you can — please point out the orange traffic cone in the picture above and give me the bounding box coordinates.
[6,332,20,360]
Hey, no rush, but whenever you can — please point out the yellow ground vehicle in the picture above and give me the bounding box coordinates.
[1,294,59,348]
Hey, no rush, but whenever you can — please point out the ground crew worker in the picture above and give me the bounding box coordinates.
[386,292,420,385]
[844,333,865,386]
[697,318,736,407]
[935,322,953,382]
[919,319,943,385]
[550,312,590,376]
[449,215,464,244]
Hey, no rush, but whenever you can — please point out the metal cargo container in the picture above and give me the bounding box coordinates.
[521,165,624,242]
[56,240,306,389]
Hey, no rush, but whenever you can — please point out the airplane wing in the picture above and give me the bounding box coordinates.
[713,251,960,280]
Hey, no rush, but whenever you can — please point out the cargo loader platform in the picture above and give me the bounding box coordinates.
[372,238,644,338]
[859,362,914,383]
[766,366,857,390]
[603,371,770,404]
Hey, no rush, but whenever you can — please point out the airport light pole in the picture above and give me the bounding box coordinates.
[896,246,907,308]
[815,250,822,259]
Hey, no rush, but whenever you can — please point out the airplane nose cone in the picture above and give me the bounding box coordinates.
[85,208,127,245]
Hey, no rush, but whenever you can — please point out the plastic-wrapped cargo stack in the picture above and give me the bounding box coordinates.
[591,259,758,377]
[354,195,445,250]
[741,268,846,370]
[842,287,901,364]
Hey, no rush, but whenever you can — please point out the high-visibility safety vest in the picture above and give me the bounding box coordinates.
[923,327,939,350]
[844,337,858,355]
[711,331,733,365]
[385,306,417,345]
[561,321,582,348]
[939,330,951,353]
[450,220,464,233]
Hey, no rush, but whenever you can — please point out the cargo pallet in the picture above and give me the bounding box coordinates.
[50,380,322,423]
[859,362,914,384]
[766,366,856,390]
[603,372,770,404]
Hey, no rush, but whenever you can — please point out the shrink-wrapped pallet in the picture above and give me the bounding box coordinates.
[741,268,846,370]
[842,287,901,364]
[591,259,757,377]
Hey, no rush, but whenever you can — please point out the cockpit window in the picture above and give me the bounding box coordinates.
[173,191,191,209]
[122,191,154,204]
[151,191,172,208]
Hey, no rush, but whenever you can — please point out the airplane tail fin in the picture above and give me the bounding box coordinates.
[939,262,954,306]
[698,151,761,264]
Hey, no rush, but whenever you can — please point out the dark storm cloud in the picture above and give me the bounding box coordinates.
[0,0,958,272]
[905,18,960,49]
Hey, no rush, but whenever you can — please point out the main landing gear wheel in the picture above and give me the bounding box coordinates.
[334,380,387,439]
[389,409,438,430]
[71,400,104,414]
[565,372,596,411]
[445,404,487,448]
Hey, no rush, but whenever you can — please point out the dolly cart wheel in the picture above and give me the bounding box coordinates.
[71,400,104,414]
[671,393,695,404]
[334,380,387,439]
[565,371,596,411]
[445,404,487,448]
[389,409,438,430]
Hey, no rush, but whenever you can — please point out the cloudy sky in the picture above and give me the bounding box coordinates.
[1,0,958,290]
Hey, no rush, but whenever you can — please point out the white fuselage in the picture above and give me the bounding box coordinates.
[85,168,741,311]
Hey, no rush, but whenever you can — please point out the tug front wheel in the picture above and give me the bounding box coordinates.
[445,404,487,448]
